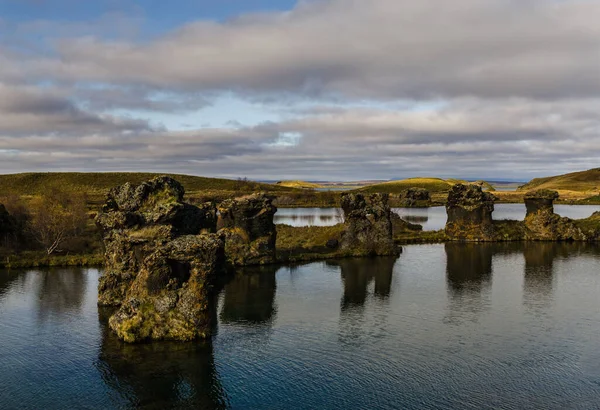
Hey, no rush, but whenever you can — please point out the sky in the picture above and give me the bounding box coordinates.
[0,0,599,181]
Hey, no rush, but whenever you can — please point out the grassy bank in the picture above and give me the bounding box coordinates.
[0,252,103,269]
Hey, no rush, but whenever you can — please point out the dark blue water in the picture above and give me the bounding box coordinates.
[1,243,600,409]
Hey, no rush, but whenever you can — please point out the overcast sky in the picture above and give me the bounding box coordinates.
[1,0,599,181]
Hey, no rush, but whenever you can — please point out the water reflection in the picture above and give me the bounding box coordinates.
[0,269,20,300]
[445,243,494,323]
[520,243,595,312]
[220,265,278,325]
[36,268,87,322]
[327,257,398,310]
[274,208,343,227]
[97,308,228,409]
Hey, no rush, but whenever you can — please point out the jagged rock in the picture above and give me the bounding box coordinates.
[217,194,277,266]
[96,176,217,307]
[445,184,496,241]
[96,176,227,343]
[398,188,431,207]
[523,190,586,241]
[108,234,225,343]
[339,193,399,256]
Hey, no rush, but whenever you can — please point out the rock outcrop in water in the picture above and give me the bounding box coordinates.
[96,176,224,342]
[445,184,496,241]
[340,193,399,256]
[523,190,586,241]
[398,188,431,207]
[217,194,277,266]
[442,185,600,242]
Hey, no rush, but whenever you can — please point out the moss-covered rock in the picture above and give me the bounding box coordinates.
[445,184,496,241]
[217,194,277,266]
[108,234,225,343]
[96,176,218,307]
[523,190,587,241]
[398,188,431,207]
[340,193,399,256]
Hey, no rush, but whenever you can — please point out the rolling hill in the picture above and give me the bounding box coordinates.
[518,168,600,192]
[0,173,295,198]
[356,177,494,194]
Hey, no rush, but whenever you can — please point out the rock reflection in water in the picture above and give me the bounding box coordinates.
[273,208,343,227]
[36,268,87,321]
[445,243,494,323]
[97,308,228,409]
[327,257,398,310]
[220,265,278,325]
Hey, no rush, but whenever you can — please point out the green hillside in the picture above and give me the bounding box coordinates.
[518,168,600,192]
[0,172,294,197]
[356,177,494,194]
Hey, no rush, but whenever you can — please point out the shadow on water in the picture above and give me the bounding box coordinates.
[0,269,21,301]
[219,265,278,325]
[327,257,398,310]
[36,267,87,322]
[96,308,229,410]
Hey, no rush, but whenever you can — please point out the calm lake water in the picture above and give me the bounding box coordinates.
[275,204,600,230]
[1,243,600,409]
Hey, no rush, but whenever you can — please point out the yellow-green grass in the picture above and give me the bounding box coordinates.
[356,177,494,194]
[0,172,297,201]
[518,168,600,193]
[275,180,324,189]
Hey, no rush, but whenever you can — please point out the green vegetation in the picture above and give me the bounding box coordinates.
[518,168,600,192]
[0,252,103,269]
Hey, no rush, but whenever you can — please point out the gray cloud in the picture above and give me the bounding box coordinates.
[0,0,599,180]
[9,0,598,100]
[0,84,153,135]
[1,98,599,180]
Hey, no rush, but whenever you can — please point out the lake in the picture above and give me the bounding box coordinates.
[275,204,600,230]
[1,243,600,409]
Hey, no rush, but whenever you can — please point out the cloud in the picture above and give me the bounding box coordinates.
[0,0,599,180]
[0,83,153,135]
[10,0,598,100]
[1,97,599,179]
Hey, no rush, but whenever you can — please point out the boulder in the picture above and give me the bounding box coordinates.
[217,194,277,266]
[398,188,431,207]
[339,193,399,256]
[445,184,496,241]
